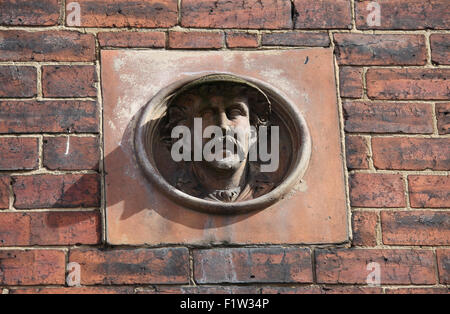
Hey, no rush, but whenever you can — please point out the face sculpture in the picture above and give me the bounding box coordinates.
[162,78,273,203]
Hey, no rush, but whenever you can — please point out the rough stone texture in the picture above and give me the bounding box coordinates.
[366,68,450,100]
[339,67,363,98]
[382,211,450,245]
[316,249,436,284]
[408,175,450,208]
[437,249,450,284]
[181,0,292,29]
[226,32,259,48]
[42,65,97,98]
[43,136,100,171]
[0,137,39,170]
[12,174,100,209]
[98,32,166,48]
[0,250,65,285]
[355,0,449,30]
[349,173,405,208]
[343,101,434,134]
[0,211,101,246]
[0,176,9,209]
[345,136,369,170]
[293,0,352,29]
[168,31,224,49]
[334,34,427,65]
[0,31,96,62]
[0,101,99,134]
[0,66,37,97]
[372,138,450,170]
[436,103,450,134]
[69,248,190,284]
[0,0,60,26]
[352,211,378,246]
[194,248,313,283]
[69,0,178,28]
[262,32,330,47]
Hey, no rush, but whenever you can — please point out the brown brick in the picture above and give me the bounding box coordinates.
[10,286,135,294]
[382,211,450,245]
[13,174,100,209]
[262,286,382,294]
[334,34,426,65]
[431,34,450,65]
[343,101,434,134]
[0,31,95,62]
[339,67,363,98]
[366,68,450,100]
[352,211,378,246]
[0,176,9,209]
[293,0,352,29]
[437,249,450,284]
[226,32,259,48]
[355,0,449,30]
[0,211,100,246]
[346,136,369,170]
[194,248,313,284]
[98,31,166,48]
[69,248,189,284]
[0,66,36,97]
[409,175,450,208]
[0,100,98,134]
[0,0,60,26]
[168,32,224,49]
[43,136,99,171]
[181,0,292,29]
[349,173,405,208]
[70,0,177,27]
[316,249,436,284]
[386,288,449,294]
[261,32,330,47]
[0,250,65,285]
[372,138,450,170]
[436,103,450,134]
[0,137,39,170]
[42,65,97,98]
[143,286,261,294]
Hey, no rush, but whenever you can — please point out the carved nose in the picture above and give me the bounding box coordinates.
[218,111,230,132]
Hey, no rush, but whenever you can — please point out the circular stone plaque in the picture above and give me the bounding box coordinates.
[135,74,311,215]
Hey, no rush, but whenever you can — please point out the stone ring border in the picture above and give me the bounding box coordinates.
[135,72,312,215]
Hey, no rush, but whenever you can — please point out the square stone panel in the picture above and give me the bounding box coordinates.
[102,49,348,245]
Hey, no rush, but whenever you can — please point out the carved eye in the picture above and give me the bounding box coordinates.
[227,105,246,119]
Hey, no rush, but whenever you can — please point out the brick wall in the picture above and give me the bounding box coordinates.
[0,0,449,294]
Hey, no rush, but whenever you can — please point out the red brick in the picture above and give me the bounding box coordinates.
[142,286,261,294]
[262,286,382,294]
[69,248,189,284]
[0,211,100,246]
[382,211,450,245]
[0,66,36,97]
[316,249,436,284]
[437,249,450,284]
[194,248,313,284]
[0,100,98,134]
[431,34,450,65]
[339,67,363,98]
[386,288,449,294]
[349,173,405,208]
[181,0,292,29]
[334,34,426,65]
[10,286,135,294]
[0,137,39,170]
[98,31,166,48]
[0,31,95,62]
[355,0,449,30]
[436,103,450,134]
[0,0,60,26]
[366,68,450,100]
[409,175,450,208]
[345,136,369,169]
[352,211,378,246]
[343,101,434,134]
[168,32,224,49]
[293,0,352,29]
[43,136,99,171]
[70,0,177,27]
[261,32,330,47]
[372,138,450,170]
[226,32,259,48]
[0,176,9,209]
[42,65,97,98]
[0,250,65,285]
[13,174,100,209]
